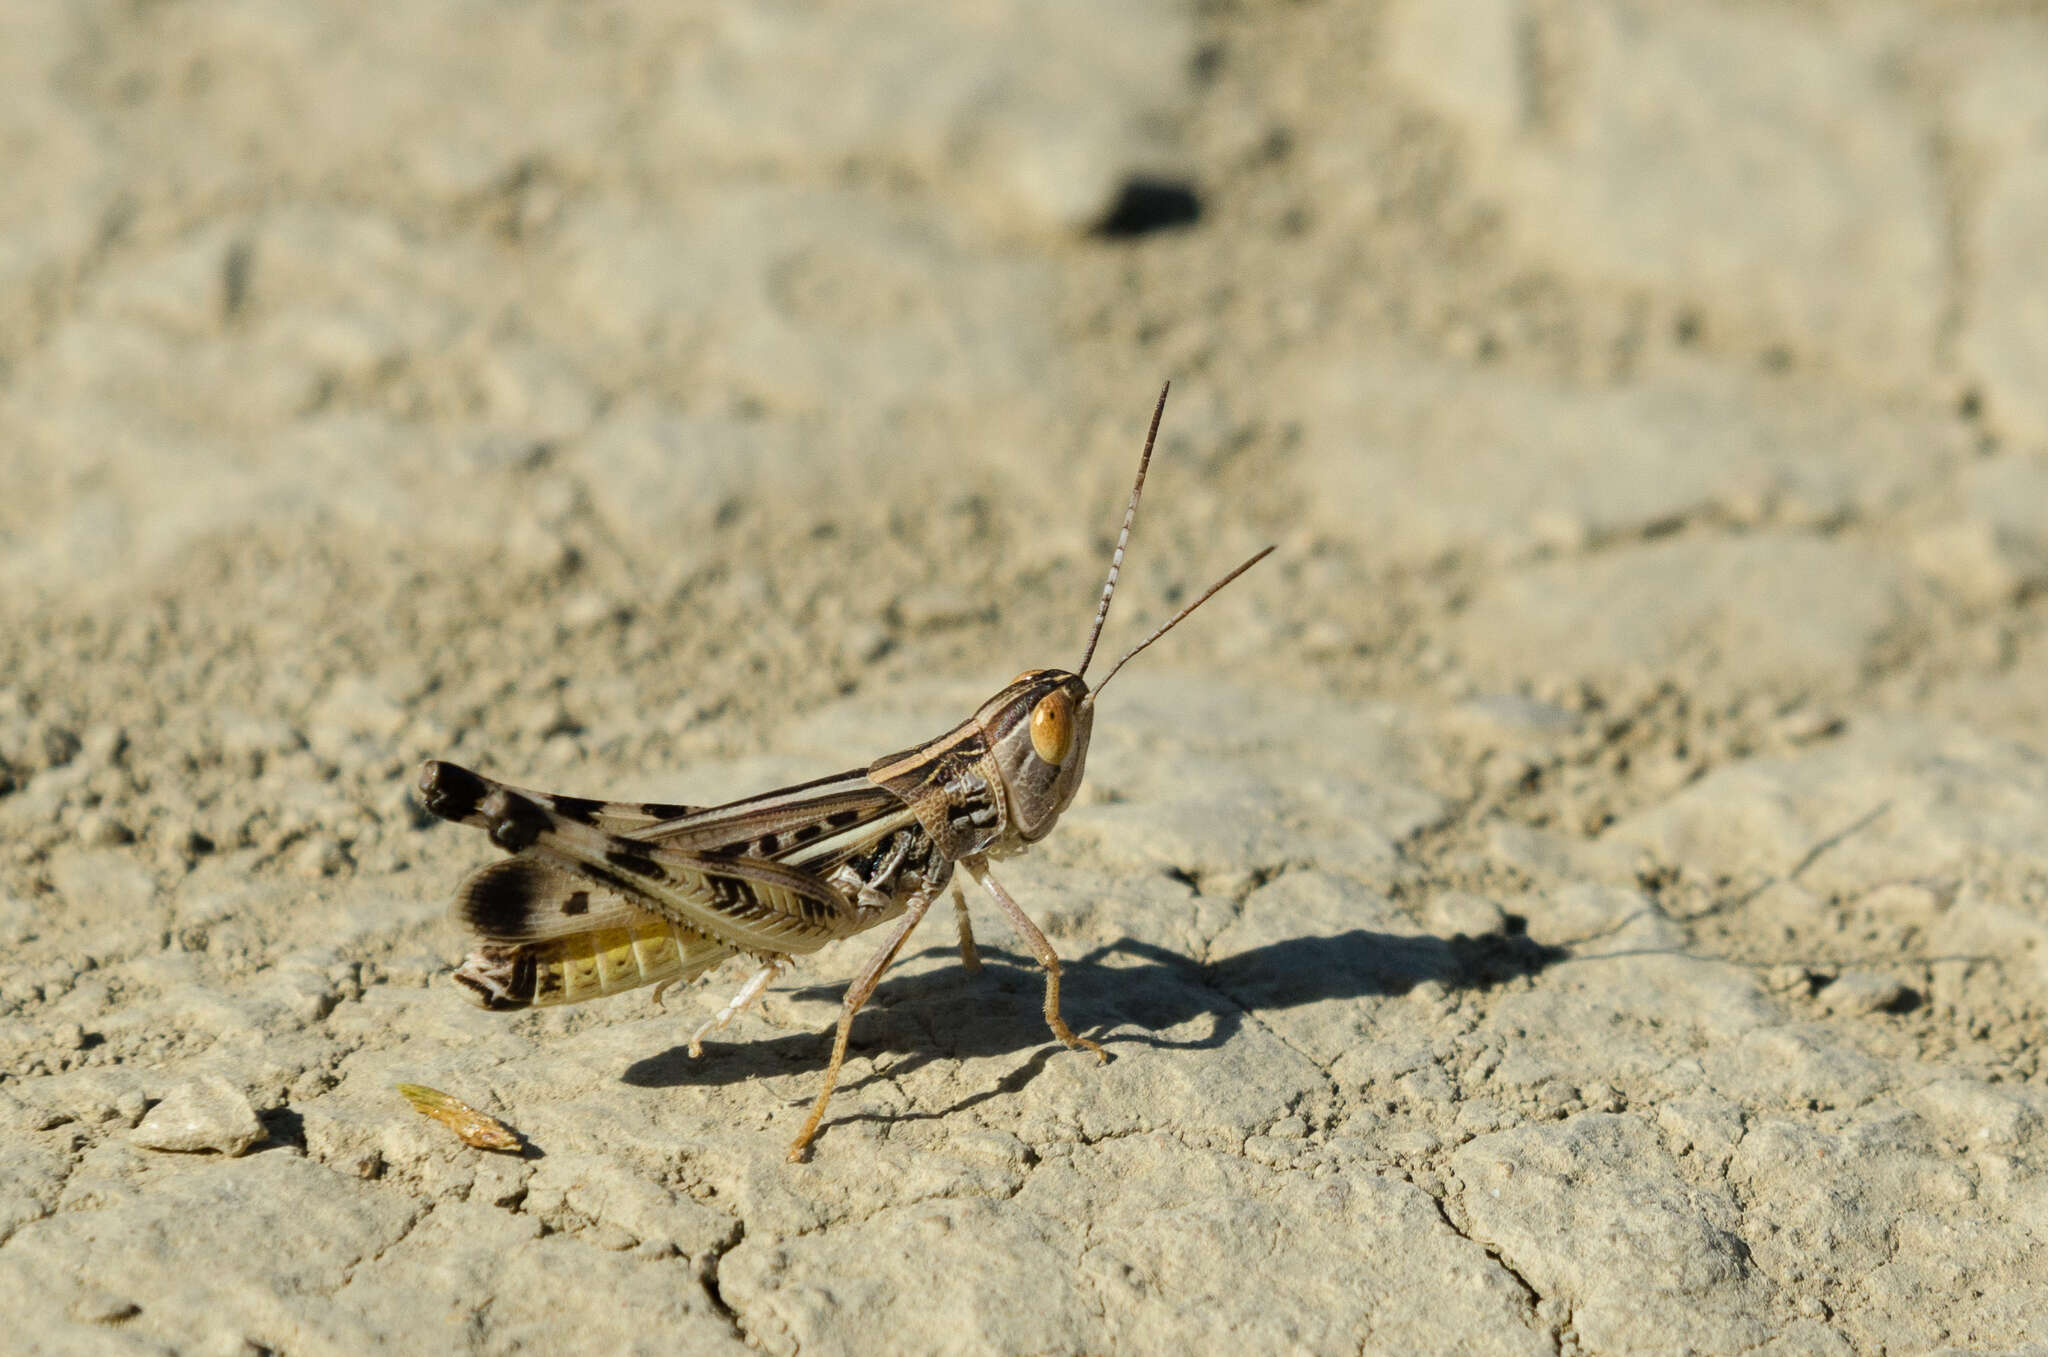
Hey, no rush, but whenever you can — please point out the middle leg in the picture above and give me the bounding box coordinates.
[786,885,940,1161]
[952,883,982,972]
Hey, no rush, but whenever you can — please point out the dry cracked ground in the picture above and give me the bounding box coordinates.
[3,3,2048,1355]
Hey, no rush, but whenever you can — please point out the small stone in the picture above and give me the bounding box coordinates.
[559,591,618,629]
[130,1075,266,1156]
[1381,1127,1442,1158]
[1456,1100,1510,1135]
[1428,891,1508,938]
[1453,693,1583,740]
[1817,970,1914,1016]
[290,1068,337,1101]
[505,516,576,574]
[591,1221,640,1252]
[76,813,133,848]
[1243,1135,1301,1166]
[1909,518,2039,606]
[294,837,351,878]
[81,726,127,767]
[472,1154,530,1206]
[1579,1083,1625,1114]
[114,1089,148,1126]
[38,725,81,769]
[843,623,893,664]
[69,1290,141,1324]
[1300,619,1351,654]
[1769,706,1845,746]
[1908,1078,2040,1148]
[0,894,32,946]
[50,1021,87,1051]
[947,1129,1031,1166]
[1478,751,1538,801]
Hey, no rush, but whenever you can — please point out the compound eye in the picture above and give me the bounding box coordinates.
[1029,690,1075,765]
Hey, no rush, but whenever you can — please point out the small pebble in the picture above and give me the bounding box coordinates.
[130,1075,266,1156]
[1579,1082,1625,1113]
[1478,751,1540,798]
[114,1089,148,1126]
[1428,891,1508,938]
[947,1129,1031,1166]
[1300,619,1351,654]
[1243,1135,1300,1166]
[591,1222,640,1252]
[69,1290,141,1324]
[294,836,350,878]
[77,813,133,848]
[1770,706,1844,746]
[843,622,893,664]
[560,591,618,629]
[1819,970,1914,1016]
[39,725,82,768]
[81,726,127,767]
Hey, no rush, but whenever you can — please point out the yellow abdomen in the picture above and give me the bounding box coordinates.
[454,918,736,1011]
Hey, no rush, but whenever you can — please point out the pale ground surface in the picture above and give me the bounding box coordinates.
[2,3,2047,1354]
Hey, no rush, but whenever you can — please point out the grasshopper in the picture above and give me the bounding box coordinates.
[417,384,1271,1159]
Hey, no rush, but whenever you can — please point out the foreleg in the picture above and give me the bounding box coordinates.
[959,855,1105,1061]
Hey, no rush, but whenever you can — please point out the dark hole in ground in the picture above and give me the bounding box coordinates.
[1095,178,1203,238]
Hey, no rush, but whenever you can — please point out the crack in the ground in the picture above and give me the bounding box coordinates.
[335,1198,433,1294]
[779,1161,1037,1242]
[698,1216,751,1346]
[1424,1188,1560,1356]
[0,1116,86,1251]
[1677,800,1897,924]
[1146,859,1354,1107]
[1072,1217,1113,1329]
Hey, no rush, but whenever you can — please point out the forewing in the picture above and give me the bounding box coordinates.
[485,783,705,837]
[626,769,908,860]
[419,759,910,866]
[420,762,863,955]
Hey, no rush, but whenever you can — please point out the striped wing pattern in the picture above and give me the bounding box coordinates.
[419,759,916,1008]
[624,768,911,860]
[463,782,709,837]
[442,764,908,871]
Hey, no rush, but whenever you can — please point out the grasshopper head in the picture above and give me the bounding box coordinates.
[977,668,1095,844]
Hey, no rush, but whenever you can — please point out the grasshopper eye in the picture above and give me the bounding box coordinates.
[1029,690,1075,765]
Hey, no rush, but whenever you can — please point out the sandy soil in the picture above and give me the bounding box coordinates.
[4,2,2048,1353]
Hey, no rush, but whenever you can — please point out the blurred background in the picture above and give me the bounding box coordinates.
[3,2,2048,1349]
[3,0,2045,808]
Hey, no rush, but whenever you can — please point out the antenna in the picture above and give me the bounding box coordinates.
[1076,381,1170,678]
[1083,545,1275,703]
